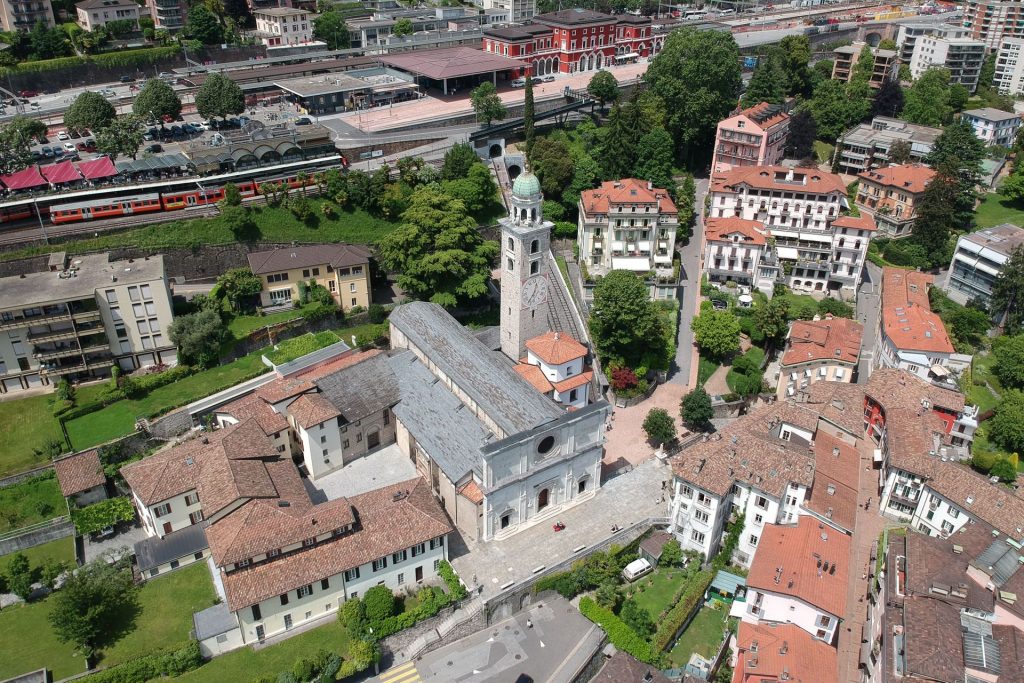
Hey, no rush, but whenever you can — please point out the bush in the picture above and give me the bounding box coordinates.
[70,497,134,535]
[651,571,714,651]
[611,367,639,392]
[553,221,578,240]
[367,303,388,323]
[579,597,660,665]
[363,585,397,624]
[438,560,467,599]
[620,598,655,637]
[292,657,316,682]
[80,640,202,683]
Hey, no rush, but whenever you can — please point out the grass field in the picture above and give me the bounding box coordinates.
[667,605,728,667]
[0,473,67,533]
[0,537,74,571]
[625,568,688,621]
[974,190,1024,229]
[813,140,834,164]
[698,357,720,387]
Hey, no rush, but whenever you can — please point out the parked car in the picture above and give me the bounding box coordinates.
[541,75,555,82]
[510,78,526,87]
[51,146,66,157]
[145,143,163,153]
[294,117,312,126]
[119,75,135,83]
[36,135,48,144]
[63,142,76,152]
[57,131,69,141]
[29,101,40,109]
[711,299,728,311]
[143,130,155,141]
[18,90,38,98]
[100,88,116,97]
[40,147,54,158]
[158,71,175,80]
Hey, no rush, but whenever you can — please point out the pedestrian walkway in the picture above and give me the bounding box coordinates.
[602,381,690,468]
[369,660,421,683]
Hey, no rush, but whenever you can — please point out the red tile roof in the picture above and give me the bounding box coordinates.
[807,432,860,532]
[830,212,877,231]
[287,393,341,429]
[858,163,936,194]
[880,268,954,354]
[711,165,847,196]
[457,480,484,504]
[580,178,677,215]
[525,331,587,365]
[53,449,105,497]
[247,243,370,275]
[734,622,837,683]
[553,368,593,393]
[513,363,553,393]
[780,315,863,367]
[216,393,288,435]
[737,101,790,130]
[705,217,767,245]
[746,517,852,617]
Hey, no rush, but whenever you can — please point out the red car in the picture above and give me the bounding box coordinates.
[18,90,38,98]
[161,114,174,123]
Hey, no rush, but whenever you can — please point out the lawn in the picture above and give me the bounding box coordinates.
[698,356,720,387]
[667,605,729,667]
[554,255,579,306]
[265,331,341,365]
[225,307,307,342]
[0,561,216,681]
[0,537,74,572]
[726,346,765,396]
[0,472,67,533]
[65,350,271,450]
[970,352,1003,414]
[974,190,1024,230]
[624,568,688,621]
[813,140,834,164]
[175,621,354,682]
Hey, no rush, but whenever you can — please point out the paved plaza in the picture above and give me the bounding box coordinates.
[450,458,670,599]
[302,444,417,503]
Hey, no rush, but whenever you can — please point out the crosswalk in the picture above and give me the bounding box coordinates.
[374,661,421,683]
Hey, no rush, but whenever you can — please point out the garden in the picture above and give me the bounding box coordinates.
[0,470,67,533]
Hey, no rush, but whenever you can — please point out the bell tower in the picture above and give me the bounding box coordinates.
[500,172,553,360]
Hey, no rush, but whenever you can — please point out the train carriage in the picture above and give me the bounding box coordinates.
[51,194,162,224]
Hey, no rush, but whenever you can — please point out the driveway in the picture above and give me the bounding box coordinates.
[670,177,709,387]
[83,521,148,564]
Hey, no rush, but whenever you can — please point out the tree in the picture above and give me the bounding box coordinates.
[587,69,620,108]
[681,386,714,431]
[642,408,676,446]
[741,49,786,107]
[620,599,655,637]
[64,91,115,133]
[362,585,397,624]
[530,137,575,198]
[887,139,913,165]
[195,73,245,121]
[903,68,954,126]
[133,78,182,121]
[442,163,497,214]
[596,104,637,179]
[0,115,47,174]
[105,18,135,37]
[216,268,263,311]
[691,309,741,359]
[168,307,225,367]
[926,121,985,229]
[990,458,1019,483]
[948,83,969,113]
[785,107,816,160]
[392,17,413,36]
[817,297,855,318]
[910,170,958,267]
[994,250,1024,334]
[634,127,675,194]
[594,581,621,611]
[777,34,812,97]
[659,539,682,567]
[810,78,861,142]
[29,20,70,60]
[946,306,990,349]
[565,152,600,208]
[441,143,478,181]
[872,77,904,118]
[95,114,143,160]
[645,27,741,165]
[313,10,350,50]
[377,186,498,307]
[849,43,876,89]
[470,82,505,126]
[989,390,1024,453]
[49,558,137,657]
[588,270,667,369]
[6,553,33,601]
[754,298,790,345]
[523,76,535,156]
[222,182,242,207]
[184,3,223,44]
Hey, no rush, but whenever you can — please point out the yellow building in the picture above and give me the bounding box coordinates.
[246,244,373,312]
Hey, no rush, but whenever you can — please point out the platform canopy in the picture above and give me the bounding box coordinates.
[77,156,118,180]
[0,165,47,190]
[381,47,527,82]
[40,160,82,185]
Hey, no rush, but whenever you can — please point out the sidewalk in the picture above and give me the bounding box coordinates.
[602,381,691,469]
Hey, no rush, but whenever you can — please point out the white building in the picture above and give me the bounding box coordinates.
[480,0,534,23]
[994,36,1024,95]
[897,22,972,64]
[960,107,1022,147]
[514,331,592,409]
[702,217,767,289]
[908,32,987,93]
[775,315,863,398]
[254,7,316,47]
[945,223,1024,306]
[76,0,140,31]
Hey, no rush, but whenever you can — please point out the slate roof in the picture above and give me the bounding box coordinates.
[388,302,561,436]
[256,349,381,405]
[904,531,993,612]
[193,603,239,641]
[246,244,370,275]
[315,351,400,423]
[53,449,105,497]
[134,522,209,572]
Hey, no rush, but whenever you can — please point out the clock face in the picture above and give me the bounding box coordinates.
[522,275,549,309]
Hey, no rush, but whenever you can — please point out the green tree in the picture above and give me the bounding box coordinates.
[741,48,786,107]
[596,104,636,179]
[470,81,506,126]
[995,334,1024,389]
[989,389,1024,453]
[887,139,913,165]
[642,407,676,446]
[441,143,478,181]
[785,107,816,160]
[133,78,182,121]
[659,539,683,567]
[645,27,741,165]
[910,170,958,267]
[49,558,138,657]
[216,268,263,311]
[871,77,904,118]
[754,298,790,345]
[587,69,620,108]
[810,78,860,142]
[29,20,70,60]
[588,270,667,369]
[64,91,116,132]
[392,17,413,36]
[184,3,223,44]
[362,585,397,624]
[6,553,33,601]
[530,137,575,198]
[594,581,622,611]
[817,297,855,318]
[195,72,245,121]
[926,120,985,229]
[0,115,47,174]
[634,127,675,194]
[990,457,1019,483]
[903,68,954,126]
[777,34,812,97]
[377,186,498,307]
[565,152,600,208]
[619,599,655,637]
[95,113,143,160]
[105,18,135,37]
[691,309,741,359]
[946,306,990,349]
[994,249,1024,335]
[523,76,536,156]
[168,307,225,367]
[681,386,714,431]
[222,182,242,207]
[442,163,497,214]
[313,10,350,50]
[980,51,997,91]
[948,82,969,113]
[849,43,876,89]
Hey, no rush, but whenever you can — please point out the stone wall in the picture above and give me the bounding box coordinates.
[377,598,486,664]
[336,138,445,161]
[0,463,54,489]
[0,518,74,556]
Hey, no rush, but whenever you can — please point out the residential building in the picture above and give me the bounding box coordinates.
[254,7,315,47]
[945,223,1024,306]
[53,449,108,507]
[576,178,679,300]
[960,107,1022,147]
[743,518,852,644]
[481,7,654,75]
[0,253,175,395]
[246,243,372,312]
[994,37,1024,95]
[896,22,972,65]
[964,0,1024,50]
[514,331,592,409]
[855,164,936,238]
[733,622,838,683]
[145,0,185,30]
[836,116,943,175]
[75,0,140,31]
[479,0,535,24]
[711,102,790,174]
[831,42,899,88]
[775,315,863,398]
[908,32,987,93]
[0,0,54,31]
[875,268,972,384]
[702,217,767,289]
[593,651,672,683]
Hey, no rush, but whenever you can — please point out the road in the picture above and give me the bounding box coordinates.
[856,260,882,382]
[670,176,708,386]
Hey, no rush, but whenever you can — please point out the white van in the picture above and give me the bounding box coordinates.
[719,8,736,14]
[622,558,654,582]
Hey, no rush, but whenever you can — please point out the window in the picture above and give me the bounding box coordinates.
[372,558,388,572]
[141,284,152,299]
[682,485,693,498]
[303,537,316,548]
[393,549,407,563]
[351,298,357,307]
[754,513,763,525]
[194,552,204,561]
[383,410,390,425]
[754,495,769,510]
[411,543,425,557]
[500,513,511,529]
[268,548,281,558]
[267,273,289,283]
[691,530,706,544]
[694,509,709,523]
[252,604,262,621]
[320,435,326,444]
[303,269,310,278]
[321,578,329,590]
[398,572,405,585]
[434,559,440,570]
[697,492,712,506]
[748,534,759,547]
[154,502,171,517]
[129,286,141,302]
[184,493,198,506]
[430,537,443,550]
[297,584,313,598]
[170,559,179,569]
[817,615,832,628]
[949,506,960,519]
[343,439,350,449]
[236,558,251,568]
[344,568,360,581]
[350,282,357,293]
[537,435,555,453]
[105,289,118,304]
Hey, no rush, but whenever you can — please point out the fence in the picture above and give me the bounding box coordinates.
[0,516,74,556]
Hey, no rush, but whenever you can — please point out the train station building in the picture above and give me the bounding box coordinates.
[274,67,420,115]
[379,46,529,94]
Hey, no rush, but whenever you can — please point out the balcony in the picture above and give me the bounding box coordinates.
[0,309,71,330]
[33,346,82,361]
[26,328,77,344]
[72,310,101,323]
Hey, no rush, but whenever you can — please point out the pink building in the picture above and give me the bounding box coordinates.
[712,102,790,175]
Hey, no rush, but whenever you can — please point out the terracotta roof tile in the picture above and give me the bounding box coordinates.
[780,315,863,367]
[457,480,484,504]
[858,163,936,194]
[881,267,955,354]
[525,331,587,365]
[705,217,767,245]
[806,432,860,532]
[903,598,965,681]
[711,165,847,196]
[53,449,105,497]
[830,212,877,231]
[256,349,382,405]
[513,363,553,393]
[580,178,677,215]
[246,243,370,275]
[592,650,672,683]
[216,393,288,435]
[553,368,593,393]
[288,393,341,429]
[734,622,837,683]
[746,517,852,617]
[737,101,790,130]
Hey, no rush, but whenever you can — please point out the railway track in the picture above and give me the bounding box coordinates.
[0,205,219,247]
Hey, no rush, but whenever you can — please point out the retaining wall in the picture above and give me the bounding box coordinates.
[0,518,74,556]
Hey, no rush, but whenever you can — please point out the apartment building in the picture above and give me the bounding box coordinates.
[145,0,184,29]
[964,0,1024,50]
[908,32,987,93]
[0,253,175,395]
[0,0,54,31]
[702,217,768,288]
[775,315,863,398]
[994,37,1024,95]
[875,268,972,385]
[733,622,838,683]
[945,223,1024,306]
[246,244,372,312]
[76,0,139,31]
[960,107,1022,147]
[711,102,790,174]
[576,178,679,300]
[856,164,935,238]
[832,42,899,88]
[836,116,943,175]
[896,22,972,65]
[480,0,534,24]
[254,7,315,47]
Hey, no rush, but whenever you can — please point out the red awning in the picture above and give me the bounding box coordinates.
[0,166,47,190]
[40,160,82,185]
[77,156,118,180]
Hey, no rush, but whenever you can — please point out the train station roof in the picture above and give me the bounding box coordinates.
[380,47,527,81]
[115,154,190,174]
[77,156,118,180]
[40,160,81,185]
[0,165,47,190]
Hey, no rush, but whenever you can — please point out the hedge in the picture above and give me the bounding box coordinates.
[0,45,181,76]
[70,497,135,535]
[80,640,202,683]
[438,559,467,600]
[579,597,660,665]
[651,570,714,652]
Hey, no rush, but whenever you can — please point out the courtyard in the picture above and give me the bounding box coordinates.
[302,443,417,503]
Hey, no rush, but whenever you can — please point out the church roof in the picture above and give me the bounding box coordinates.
[512,172,541,198]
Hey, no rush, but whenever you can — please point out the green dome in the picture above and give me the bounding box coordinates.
[512,172,541,198]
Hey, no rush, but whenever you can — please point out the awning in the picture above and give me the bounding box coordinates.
[615,52,639,60]
[930,364,949,378]
[77,156,118,180]
[40,160,82,185]
[0,165,47,190]
[776,246,799,260]
[612,257,652,272]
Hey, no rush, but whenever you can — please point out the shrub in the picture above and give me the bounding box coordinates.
[651,571,714,651]
[292,658,316,682]
[579,597,659,665]
[620,598,655,637]
[70,497,134,535]
[80,640,201,683]
[367,303,388,323]
[438,560,467,599]
[611,367,639,392]
[363,585,397,624]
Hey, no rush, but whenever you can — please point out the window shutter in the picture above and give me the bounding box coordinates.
[321,578,330,590]
[280,593,289,606]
